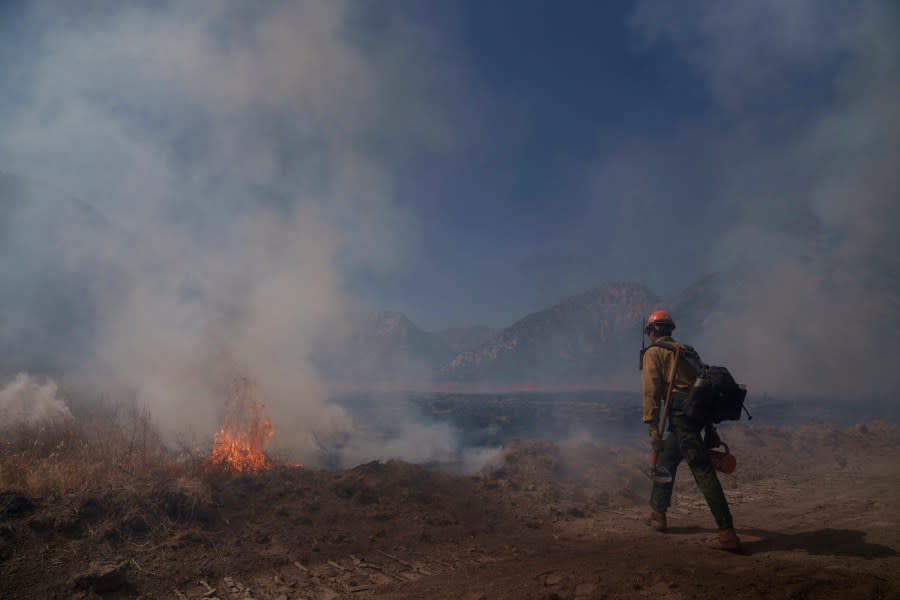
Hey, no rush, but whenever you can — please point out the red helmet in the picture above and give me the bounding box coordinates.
[645,310,676,333]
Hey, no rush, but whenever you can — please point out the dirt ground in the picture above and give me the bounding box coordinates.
[2,420,899,599]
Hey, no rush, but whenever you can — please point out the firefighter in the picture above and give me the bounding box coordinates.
[642,310,741,552]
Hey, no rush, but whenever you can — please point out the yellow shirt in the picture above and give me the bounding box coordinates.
[641,336,698,425]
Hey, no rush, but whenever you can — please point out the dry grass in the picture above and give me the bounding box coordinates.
[0,404,200,499]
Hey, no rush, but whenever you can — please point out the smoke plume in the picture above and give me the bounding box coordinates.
[0,374,72,427]
[0,1,463,462]
[620,0,900,396]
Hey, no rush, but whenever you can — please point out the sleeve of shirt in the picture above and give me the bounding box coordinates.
[642,348,665,424]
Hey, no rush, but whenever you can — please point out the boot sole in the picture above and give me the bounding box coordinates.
[699,539,744,553]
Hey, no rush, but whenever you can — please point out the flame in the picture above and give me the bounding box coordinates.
[207,376,275,473]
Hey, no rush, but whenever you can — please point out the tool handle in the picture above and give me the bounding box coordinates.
[657,345,682,437]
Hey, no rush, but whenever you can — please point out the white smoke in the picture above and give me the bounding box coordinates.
[0,373,72,427]
[617,0,900,396]
[0,1,467,463]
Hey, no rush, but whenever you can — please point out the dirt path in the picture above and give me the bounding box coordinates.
[195,455,899,600]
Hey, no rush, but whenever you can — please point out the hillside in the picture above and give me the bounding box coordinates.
[435,325,497,354]
[439,283,661,384]
[311,311,456,383]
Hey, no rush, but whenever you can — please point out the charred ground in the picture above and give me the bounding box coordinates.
[1,400,899,599]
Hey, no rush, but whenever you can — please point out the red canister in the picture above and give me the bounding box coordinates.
[708,443,736,474]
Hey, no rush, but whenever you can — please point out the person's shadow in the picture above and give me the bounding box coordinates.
[665,526,896,558]
[740,528,895,559]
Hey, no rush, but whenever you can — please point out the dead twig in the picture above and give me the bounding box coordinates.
[376,550,432,576]
[376,550,413,568]
[360,562,406,582]
[199,579,217,597]
[130,558,159,577]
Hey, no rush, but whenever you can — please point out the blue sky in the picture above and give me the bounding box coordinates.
[2,0,897,445]
[345,0,717,326]
[340,0,861,328]
[1,0,897,342]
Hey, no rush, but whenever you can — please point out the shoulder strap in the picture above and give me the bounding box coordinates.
[648,341,706,372]
[649,340,677,352]
[641,340,676,370]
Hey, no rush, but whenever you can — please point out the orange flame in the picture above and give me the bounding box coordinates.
[208,376,274,473]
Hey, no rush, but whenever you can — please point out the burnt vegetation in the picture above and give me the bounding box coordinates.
[2,397,900,598]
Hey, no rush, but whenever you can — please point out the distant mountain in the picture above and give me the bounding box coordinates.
[311,311,456,383]
[436,325,497,354]
[668,273,723,334]
[2,170,731,387]
[439,283,663,384]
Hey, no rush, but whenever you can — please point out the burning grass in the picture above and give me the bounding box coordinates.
[0,372,288,502]
[0,377,293,554]
[207,376,275,474]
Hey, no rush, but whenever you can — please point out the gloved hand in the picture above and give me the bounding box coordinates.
[649,426,664,452]
[703,424,722,449]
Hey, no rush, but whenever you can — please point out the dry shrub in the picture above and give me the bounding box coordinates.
[0,405,199,498]
[0,406,219,539]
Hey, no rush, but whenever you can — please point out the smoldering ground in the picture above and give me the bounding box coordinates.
[0,1,472,465]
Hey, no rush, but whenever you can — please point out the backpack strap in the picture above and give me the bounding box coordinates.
[648,341,706,372]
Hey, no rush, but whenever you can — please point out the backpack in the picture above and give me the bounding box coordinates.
[647,341,748,424]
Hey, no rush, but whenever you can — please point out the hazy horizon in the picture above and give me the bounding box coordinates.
[1,1,898,461]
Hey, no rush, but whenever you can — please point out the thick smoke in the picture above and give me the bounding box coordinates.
[0,373,72,427]
[0,2,463,463]
[2,0,896,457]
[619,0,900,396]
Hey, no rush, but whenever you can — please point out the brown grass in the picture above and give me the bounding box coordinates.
[0,404,200,499]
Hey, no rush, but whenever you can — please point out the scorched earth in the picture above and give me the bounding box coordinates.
[1,416,898,599]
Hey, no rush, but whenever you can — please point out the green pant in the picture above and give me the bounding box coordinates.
[650,413,734,529]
